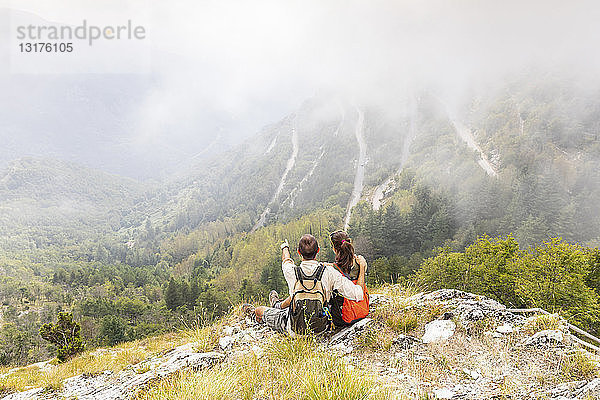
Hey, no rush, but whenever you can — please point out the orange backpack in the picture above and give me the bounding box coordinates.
[333,262,370,324]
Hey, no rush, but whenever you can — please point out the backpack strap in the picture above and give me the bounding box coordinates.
[294,264,325,291]
[294,265,303,282]
[314,263,326,280]
[332,263,351,280]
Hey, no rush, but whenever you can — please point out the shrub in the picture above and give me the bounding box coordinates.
[415,235,600,334]
[513,239,600,332]
[522,314,562,334]
[561,351,598,380]
[416,235,520,306]
[39,312,85,362]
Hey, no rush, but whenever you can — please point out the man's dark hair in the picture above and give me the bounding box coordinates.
[298,234,319,260]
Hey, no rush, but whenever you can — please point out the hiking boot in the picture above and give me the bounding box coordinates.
[269,290,281,308]
[242,303,255,316]
[242,303,258,324]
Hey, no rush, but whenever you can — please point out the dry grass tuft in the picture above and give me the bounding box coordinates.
[354,323,394,351]
[560,351,599,381]
[136,334,390,400]
[522,313,562,334]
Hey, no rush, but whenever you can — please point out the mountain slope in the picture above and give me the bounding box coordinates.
[0,158,152,250]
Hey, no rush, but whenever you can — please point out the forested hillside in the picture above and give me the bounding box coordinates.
[1,75,600,367]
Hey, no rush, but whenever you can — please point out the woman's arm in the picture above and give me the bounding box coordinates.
[355,255,367,291]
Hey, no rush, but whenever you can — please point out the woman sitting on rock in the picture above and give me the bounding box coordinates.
[326,230,370,327]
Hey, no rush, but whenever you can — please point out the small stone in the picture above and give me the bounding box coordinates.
[422,320,456,343]
[219,336,235,350]
[240,334,253,344]
[223,326,236,336]
[434,387,456,399]
[251,345,263,357]
[496,323,513,334]
[522,330,564,347]
[462,368,481,380]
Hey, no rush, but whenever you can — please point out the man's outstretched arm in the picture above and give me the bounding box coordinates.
[281,239,292,263]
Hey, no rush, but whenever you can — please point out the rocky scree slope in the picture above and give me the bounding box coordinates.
[1,289,599,400]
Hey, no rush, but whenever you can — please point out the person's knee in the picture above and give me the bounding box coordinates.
[255,306,267,322]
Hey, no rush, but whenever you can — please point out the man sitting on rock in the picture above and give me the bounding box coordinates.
[243,234,366,335]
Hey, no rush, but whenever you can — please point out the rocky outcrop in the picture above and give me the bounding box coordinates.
[550,378,600,399]
[2,289,599,400]
[522,329,565,347]
[1,344,224,400]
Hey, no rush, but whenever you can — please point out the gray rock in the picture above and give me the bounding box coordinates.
[549,380,587,398]
[578,378,600,398]
[331,342,354,354]
[329,318,373,345]
[422,320,456,343]
[522,330,564,347]
[369,293,390,307]
[434,387,456,399]
[462,368,482,380]
[549,379,598,399]
[411,289,524,326]
[496,323,513,334]
[251,345,264,357]
[393,334,422,349]
[219,335,235,350]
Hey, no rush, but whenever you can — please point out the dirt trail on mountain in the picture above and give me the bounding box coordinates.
[251,120,298,232]
[435,97,498,178]
[372,99,418,210]
[283,148,325,209]
[449,118,498,177]
[344,106,366,230]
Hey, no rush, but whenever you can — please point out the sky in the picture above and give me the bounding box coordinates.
[1,0,599,178]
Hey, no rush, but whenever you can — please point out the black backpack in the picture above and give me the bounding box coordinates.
[289,264,330,334]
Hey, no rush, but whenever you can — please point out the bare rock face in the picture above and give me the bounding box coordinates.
[549,378,600,399]
[1,345,224,400]
[408,289,526,330]
[329,318,373,346]
[422,320,456,344]
[521,329,565,347]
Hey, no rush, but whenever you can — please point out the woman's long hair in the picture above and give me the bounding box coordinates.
[330,230,355,275]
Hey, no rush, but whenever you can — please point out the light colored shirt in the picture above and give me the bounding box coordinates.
[281,259,364,302]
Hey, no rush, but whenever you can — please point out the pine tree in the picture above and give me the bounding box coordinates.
[164,278,181,311]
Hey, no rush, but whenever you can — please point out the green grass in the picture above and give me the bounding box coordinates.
[136,334,389,400]
[0,315,230,395]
